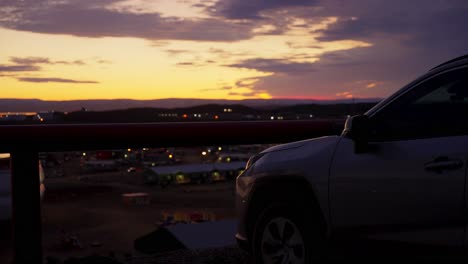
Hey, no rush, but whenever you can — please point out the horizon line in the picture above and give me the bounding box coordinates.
[0,97,383,102]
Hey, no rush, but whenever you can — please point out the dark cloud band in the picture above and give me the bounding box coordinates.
[228,58,316,74]
[17,77,99,84]
[0,1,254,41]
[0,65,40,72]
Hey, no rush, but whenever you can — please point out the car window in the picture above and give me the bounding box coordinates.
[370,67,468,141]
[414,80,467,103]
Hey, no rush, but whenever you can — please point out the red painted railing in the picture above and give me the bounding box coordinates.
[2,120,341,263]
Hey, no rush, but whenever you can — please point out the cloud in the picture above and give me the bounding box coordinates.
[230,76,272,98]
[176,62,195,66]
[93,57,112,64]
[208,48,251,58]
[199,86,232,92]
[212,0,318,19]
[0,56,98,84]
[0,1,254,42]
[316,1,468,45]
[251,53,401,97]
[55,60,86,65]
[313,1,468,64]
[9,57,51,65]
[176,58,219,67]
[227,58,316,74]
[227,46,417,99]
[251,24,279,35]
[165,49,191,56]
[228,91,258,97]
[176,61,213,67]
[223,0,468,99]
[198,76,269,98]
[335,91,354,98]
[17,77,99,84]
[9,56,86,65]
[0,55,93,81]
[335,91,351,97]
[192,3,210,9]
[96,59,112,64]
[234,76,263,88]
[0,64,40,72]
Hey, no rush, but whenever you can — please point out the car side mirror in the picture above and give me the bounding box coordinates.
[343,115,370,153]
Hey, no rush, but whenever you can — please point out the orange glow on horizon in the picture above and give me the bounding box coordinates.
[272,96,337,101]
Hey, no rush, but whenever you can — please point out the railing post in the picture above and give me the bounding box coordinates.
[10,151,42,264]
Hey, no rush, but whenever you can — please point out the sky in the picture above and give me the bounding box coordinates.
[0,0,467,101]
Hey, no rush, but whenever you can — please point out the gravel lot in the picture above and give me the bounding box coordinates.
[1,159,244,263]
[39,169,240,263]
[130,247,250,264]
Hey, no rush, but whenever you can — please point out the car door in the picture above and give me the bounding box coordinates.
[330,66,468,247]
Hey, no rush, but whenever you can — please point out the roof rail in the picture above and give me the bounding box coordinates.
[430,54,468,71]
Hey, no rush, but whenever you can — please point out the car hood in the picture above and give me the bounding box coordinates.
[251,136,341,177]
[261,136,331,154]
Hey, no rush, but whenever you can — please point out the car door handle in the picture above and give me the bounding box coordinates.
[424,157,464,173]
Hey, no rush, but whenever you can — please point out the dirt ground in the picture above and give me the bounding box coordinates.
[1,160,242,263]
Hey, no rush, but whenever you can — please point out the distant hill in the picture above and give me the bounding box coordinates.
[60,102,378,123]
[0,101,380,124]
[0,98,381,112]
[274,103,378,117]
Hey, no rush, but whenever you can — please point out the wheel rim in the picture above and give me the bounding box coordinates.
[260,217,305,264]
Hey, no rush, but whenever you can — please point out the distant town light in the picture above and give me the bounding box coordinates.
[124,154,128,158]
[218,147,222,151]
[183,114,188,118]
[202,151,207,156]
[214,115,219,120]
[270,116,274,120]
[82,152,86,156]
[169,154,173,159]
[127,148,132,152]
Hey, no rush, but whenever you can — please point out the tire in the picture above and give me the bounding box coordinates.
[252,204,325,264]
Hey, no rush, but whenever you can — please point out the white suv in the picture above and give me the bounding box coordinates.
[236,55,468,263]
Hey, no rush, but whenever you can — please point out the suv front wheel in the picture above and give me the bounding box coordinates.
[252,204,324,264]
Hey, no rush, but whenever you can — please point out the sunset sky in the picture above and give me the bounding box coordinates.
[0,0,467,101]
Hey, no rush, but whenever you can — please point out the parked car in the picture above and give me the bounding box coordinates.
[236,54,468,263]
[0,154,45,221]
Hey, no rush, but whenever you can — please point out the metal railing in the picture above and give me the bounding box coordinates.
[1,120,341,263]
